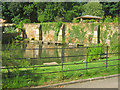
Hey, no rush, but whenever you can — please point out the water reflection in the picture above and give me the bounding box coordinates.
[2,43,87,66]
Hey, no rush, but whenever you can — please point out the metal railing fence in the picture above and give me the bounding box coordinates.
[2,46,120,78]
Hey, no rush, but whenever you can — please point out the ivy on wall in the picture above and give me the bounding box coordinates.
[32,22,118,46]
[90,23,95,33]
[88,34,93,44]
[100,29,108,45]
[109,31,118,53]
[105,24,111,31]
[40,21,64,41]
[68,25,87,44]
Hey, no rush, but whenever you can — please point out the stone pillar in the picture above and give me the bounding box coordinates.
[92,25,100,44]
[58,24,63,43]
[35,27,40,41]
[35,24,42,41]
[58,29,62,42]
[80,18,83,22]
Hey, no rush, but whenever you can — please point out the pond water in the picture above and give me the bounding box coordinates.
[2,43,87,66]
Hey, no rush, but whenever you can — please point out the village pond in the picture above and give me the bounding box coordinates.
[2,43,87,66]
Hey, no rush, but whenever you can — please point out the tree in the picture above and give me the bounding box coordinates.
[64,2,84,22]
[83,2,104,17]
[100,2,120,17]
[2,2,26,23]
[23,3,34,20]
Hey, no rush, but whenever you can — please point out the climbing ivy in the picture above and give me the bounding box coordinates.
[40,23,54,35]
[54,21,62,41]
[40,21,63,41]
[69,25,86,44]
[90,23,95,33]
[86,23,90,30]
[88,34,93,44]
[100,29,108,45]
[105,24,111,31]
[109,31,118,53]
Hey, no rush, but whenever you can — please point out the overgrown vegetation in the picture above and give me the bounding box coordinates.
[109,31,118,53]
[40,21,63,41]
[68,25,86,44]
[4,26,16,33]
[104,16,119,23]
[88,44,105,62]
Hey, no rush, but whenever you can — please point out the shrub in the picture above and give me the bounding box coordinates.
[113,16,118,23]
[89,19,96,22]
[16,19,30,30]
[87,44,105,62]
[72,18,79,23]
[4,26,16,33]
[15,35,23,41]
[54,16,63,22]
[104,16,113,23]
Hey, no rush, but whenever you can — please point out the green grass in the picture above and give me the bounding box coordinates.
[2,56,119,88]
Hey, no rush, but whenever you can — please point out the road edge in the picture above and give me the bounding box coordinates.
[19,74,119,89]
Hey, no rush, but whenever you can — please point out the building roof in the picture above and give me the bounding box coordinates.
[0,18,6,23]
[75,15,102,19]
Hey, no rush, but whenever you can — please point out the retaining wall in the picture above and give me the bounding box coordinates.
[23,23,118,46]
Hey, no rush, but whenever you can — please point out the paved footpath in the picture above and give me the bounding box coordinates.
[63,77,118,88]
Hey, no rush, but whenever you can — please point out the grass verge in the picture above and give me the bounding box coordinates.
[2,56,119,88]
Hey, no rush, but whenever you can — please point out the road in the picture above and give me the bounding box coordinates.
[62,77,118,88]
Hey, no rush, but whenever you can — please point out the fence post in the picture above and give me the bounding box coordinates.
[86,47,88,72]
[61,47,64,80]
[106,46,108,69]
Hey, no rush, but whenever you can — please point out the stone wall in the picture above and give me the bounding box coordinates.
[23,23,55,42]
[23,23,40,41]
[23,23,118,46]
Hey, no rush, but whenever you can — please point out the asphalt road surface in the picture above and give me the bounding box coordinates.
[63,77,118,88]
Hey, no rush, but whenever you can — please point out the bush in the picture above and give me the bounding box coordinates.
[4,26,16,33]
[54,16,63,22]
[104,16,113,23]
[87,44,105,62]
[16,19,30,30]
[89,19,96,22]
[113,16,118,23]
[15,35,23,41]
[72,18,79,23]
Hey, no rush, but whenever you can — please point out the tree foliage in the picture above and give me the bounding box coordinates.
[83,2,104,17]
[2,2,119,23]
[100,2,120,17]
